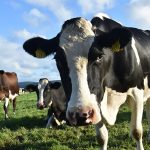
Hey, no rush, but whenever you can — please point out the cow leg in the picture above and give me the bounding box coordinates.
[3,97,9,119]
[95,122,108,150]
[128,89,144,150]
[46,114,54,128]
[44,108,53,121]
[13,98,16,115]
[146,98,150,143]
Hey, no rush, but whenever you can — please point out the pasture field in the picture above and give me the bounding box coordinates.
[0,92,150,150]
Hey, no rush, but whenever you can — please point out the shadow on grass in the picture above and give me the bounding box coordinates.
[116,111,131,124]
[116,109,147,124]
[0,116,46,130]
[0,142,54,150]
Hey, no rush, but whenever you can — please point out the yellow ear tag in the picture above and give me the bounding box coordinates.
[111,40,123,52]
[35,49,46,58]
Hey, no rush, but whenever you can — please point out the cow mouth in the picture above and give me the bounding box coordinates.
[66,109,94,126]
[37,103,46,110]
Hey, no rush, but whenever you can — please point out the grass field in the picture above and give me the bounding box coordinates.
[0,92,150,150]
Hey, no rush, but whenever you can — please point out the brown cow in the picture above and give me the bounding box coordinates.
[0,70,19,119]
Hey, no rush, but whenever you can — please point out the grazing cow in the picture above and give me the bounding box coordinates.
[23,14,150,150]
[0,70,19,119]
[37,78,66,128]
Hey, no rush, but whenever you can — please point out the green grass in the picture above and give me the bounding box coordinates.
[0,92,150,150]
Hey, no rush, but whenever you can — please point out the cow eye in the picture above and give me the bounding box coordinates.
[96,55,103,63]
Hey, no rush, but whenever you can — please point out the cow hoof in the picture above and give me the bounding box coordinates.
[46,124,53,128]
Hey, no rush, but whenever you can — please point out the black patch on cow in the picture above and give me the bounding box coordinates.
[54,47,72,101]
[94,27,132,49]
[91,17,122,35]
[50,82,61,89]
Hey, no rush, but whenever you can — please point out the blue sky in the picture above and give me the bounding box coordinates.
[0,0,150,82]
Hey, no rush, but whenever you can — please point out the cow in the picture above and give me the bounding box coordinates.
[0,70,19,119]
[22,14,150,150]
[37,78,66,128]
[25,84,38,93]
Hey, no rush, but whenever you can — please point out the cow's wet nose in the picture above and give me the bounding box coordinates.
[67,107,94,126]
[37,102,45,109]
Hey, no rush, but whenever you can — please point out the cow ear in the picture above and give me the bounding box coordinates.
[109,28,132,53]
[50,82,61,89]
[23,33,60,58]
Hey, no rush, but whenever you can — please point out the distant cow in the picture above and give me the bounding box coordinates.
[25,84,38,93]
[0,70,19,119]
[37,78,66,128]
[23,13,150,149]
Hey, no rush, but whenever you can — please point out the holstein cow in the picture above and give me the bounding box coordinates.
[0,70,19,119]
[37,78,66,128]
[23,15,150,149]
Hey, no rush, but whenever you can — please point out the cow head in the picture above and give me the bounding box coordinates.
[37,78,49,109]
[42,81,62,108]
[23,17,103,126]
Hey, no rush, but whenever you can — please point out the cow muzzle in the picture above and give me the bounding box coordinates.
[37,101,45,110]
[66,105,101,126]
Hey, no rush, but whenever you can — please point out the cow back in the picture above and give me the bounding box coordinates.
[0,70,19,99]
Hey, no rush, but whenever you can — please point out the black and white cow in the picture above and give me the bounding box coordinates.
[37,78,66,128]
[23,14,150,149]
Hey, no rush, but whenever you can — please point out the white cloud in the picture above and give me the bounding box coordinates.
[25,0,73,22]
[14,29,36,40]
[129,0,150,29]
[24,8,48,27]
[0,35,60,82]
[13,29,46,40]
[77,0,115,15]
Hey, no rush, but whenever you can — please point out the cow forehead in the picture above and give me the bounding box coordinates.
[59,17,95,60]
[38,78,49,89]
[62,17,93,32]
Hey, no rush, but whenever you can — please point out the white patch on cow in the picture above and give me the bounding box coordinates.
[101,87,127,125]
[38,79,49,104]
[144,76,150,143]
[9,90,18,100]
[143,76,150,102]
[131,37,140,65]
[93,12,110,20]
[5,97,9,108]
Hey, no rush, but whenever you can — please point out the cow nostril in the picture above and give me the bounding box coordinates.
[37,103,44,109]
[88,109,94,117]
[82,113,88,117]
